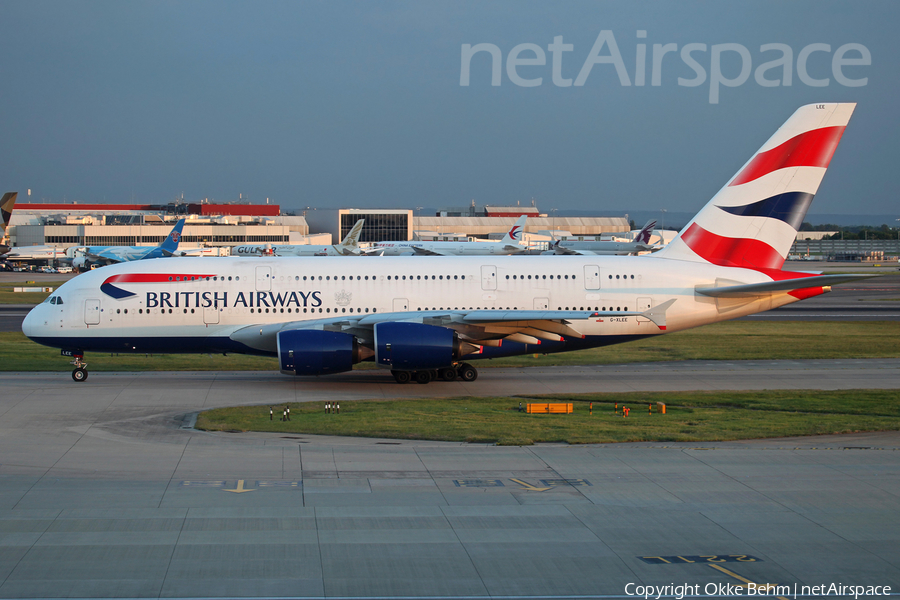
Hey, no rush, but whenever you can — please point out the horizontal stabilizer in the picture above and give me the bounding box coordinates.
[696,274,875,298]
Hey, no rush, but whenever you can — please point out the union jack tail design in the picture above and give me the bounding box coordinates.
[657,103,855,270]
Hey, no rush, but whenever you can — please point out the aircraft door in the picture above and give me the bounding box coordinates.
[481,265,497,290]
[583,265,600,290]
[637,297,652,322]
[203,305,220,325]
[256,266,272,291]
[392,298,409,312]
[84,299,101,325]
[534,297,549,310]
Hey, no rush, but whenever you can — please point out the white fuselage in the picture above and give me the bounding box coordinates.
[22,254,809,357]
[373,241,523,256]
[7,246,70,261]
[230,244,351,257]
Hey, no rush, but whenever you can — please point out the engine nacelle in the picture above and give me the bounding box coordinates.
[72,255,90,272]
[374,322,460,371]
[278,329,361,376]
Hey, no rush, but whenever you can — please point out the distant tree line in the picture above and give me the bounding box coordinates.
[798,222,899,240]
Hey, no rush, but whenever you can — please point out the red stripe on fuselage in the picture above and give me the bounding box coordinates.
[730,126,846,186]
[103,273,216,284]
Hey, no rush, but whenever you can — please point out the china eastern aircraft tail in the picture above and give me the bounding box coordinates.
[500,215,528,247]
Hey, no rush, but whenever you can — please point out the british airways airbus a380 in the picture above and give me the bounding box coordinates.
[24,104,870,383]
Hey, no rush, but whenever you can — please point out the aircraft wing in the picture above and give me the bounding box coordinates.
[229,301,675,354]
[695,274,876,298]
[554,246,595,256]
[83,249,127,265]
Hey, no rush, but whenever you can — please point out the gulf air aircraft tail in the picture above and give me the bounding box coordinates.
[501,215,528,246]
[657,103,855,271]
[1,192,16,235]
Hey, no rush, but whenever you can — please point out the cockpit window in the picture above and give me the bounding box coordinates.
[56,297,64,305]
[46,296,64,305]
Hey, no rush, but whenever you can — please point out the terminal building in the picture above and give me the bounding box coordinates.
[305,207,630,245]
[7,202,317,250]
[6,200,633,261]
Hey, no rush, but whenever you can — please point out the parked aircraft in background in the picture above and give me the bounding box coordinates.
[23,104,870,385]
[373,215,528,256]
[6,245,69,263]
[231,219,369,257]
[71,219,186,271]
[0,192,17,256]
[547,220,659,256]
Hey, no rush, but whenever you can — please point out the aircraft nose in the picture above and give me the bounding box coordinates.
[21,304,45,339]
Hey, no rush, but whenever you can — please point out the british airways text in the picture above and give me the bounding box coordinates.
[145,290,323,309]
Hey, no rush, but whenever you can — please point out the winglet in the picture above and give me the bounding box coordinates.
[643,299,676,330]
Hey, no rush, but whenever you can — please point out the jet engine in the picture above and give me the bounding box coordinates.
[374,322,479,371]
[72,255,91,272]
[277,329,371,376]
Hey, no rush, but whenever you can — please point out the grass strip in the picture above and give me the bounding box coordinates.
[0,281,67,304]
[195,389,900,445]
[4,320,900,371]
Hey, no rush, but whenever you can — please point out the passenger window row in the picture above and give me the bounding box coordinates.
[506,274,575,280]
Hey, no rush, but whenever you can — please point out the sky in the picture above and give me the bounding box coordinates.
[1,0,897,221]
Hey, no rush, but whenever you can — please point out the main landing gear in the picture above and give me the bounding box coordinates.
[71,355,88,382]
[391,362,477,385]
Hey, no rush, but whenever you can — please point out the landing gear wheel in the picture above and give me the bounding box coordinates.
[72,367,88,382]
[458,363,477,382]
[438,367,457,381]
[392,370,411,384]
[414,370,433,384]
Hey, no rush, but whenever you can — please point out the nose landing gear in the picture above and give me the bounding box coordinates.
[71,355,88,382]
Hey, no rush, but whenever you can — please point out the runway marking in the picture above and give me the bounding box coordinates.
[223,480,255,493]
[708,564,789,600]
[180,480,226,487]
[509,478,552,491]
[257,480,301,487]
[639,554,761,565]
[540,478,593,487]
[453,479,504,487]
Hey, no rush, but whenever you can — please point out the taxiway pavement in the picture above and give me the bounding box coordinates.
[0,362,898,598]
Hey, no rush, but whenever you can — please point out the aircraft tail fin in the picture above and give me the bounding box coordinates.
[656,103,855,270]
[338,219,365,253]
[634,220,656,244]
[1,192,17,234]
[501,215,528,245]
[159,219,186,254]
